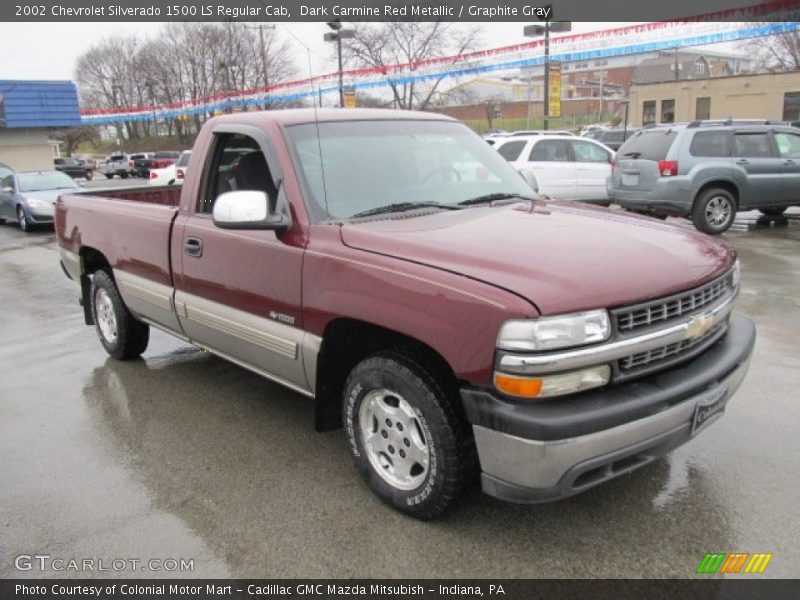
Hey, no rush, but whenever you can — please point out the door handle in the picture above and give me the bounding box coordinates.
[784,159,796,165]
[736,159,750,165]
[184,237,203,257]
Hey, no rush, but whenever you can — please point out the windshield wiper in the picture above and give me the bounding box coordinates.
[350,202,462,219]
[457,193,537,207]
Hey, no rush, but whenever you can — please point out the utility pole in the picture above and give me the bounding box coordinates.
[245,23,277,109]
[144,78,159,151]
[111,78,124,151]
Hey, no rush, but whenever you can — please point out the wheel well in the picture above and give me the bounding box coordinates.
[694,181,739,210]
[313,318,459,432]
[78,247,111,325]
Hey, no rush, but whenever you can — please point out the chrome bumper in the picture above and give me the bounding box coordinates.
[464,314,756,503]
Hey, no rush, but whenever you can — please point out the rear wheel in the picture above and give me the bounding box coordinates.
[343,351,476,519]
[692,188,736,234]
[759,207,787,217]
[17,206,30,232]
[90,270,149,359]
[84,170,93,181]
[104,174,114,180]
[120,172,129,179]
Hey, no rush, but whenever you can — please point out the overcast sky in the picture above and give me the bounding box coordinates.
[0,22,651,82]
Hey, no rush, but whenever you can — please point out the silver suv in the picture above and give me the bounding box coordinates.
[608,120,800,234]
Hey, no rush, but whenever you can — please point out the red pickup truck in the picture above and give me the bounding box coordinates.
[56,109,755,519]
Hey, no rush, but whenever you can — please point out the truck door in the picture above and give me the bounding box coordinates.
[774,130,800,204]
[172,125,310,395]
[731,130,783,208]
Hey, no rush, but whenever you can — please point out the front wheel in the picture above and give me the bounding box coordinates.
[17,206,30,232]
[692,188,737,234]
[104,174,114,179]
[343,352,476,519]
[84,170,93,181]
[90,270,150,359]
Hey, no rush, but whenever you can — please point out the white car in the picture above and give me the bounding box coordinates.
[494,135,614,204]
[148,150,191,186]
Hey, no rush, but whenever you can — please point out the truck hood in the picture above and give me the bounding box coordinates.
[340,201,734,315]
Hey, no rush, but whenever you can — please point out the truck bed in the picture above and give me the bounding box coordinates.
[56,186,181,290]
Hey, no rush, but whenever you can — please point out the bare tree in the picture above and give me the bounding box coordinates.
[52,126,100,157]
[75,23,299,140]
[739,26,800,72]
[343,22,481,110]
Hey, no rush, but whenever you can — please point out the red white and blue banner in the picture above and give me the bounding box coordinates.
[79,3,800,124]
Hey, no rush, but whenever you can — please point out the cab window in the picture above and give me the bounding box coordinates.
[198,133,278,215]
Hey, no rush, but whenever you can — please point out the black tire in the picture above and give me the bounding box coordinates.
[759,207,787,217]
[120,172,129,179]
[343,351,476,519]
[90,270,149,360]
[17,206,30,232]
[692,188,737,235]
[104,174,114,180]
[85,170,93,181]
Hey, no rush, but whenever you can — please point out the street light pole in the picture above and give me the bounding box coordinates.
[324,21,355,108]
[524,19,570,131]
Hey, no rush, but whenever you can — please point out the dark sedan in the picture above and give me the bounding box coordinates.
[54,157,93,180]
[0,170,81,232]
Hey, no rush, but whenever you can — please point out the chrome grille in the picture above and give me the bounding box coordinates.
[615,276,730,334]
[619,322,726,370]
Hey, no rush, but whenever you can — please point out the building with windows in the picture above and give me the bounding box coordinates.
[0,80,81,171]
[628,71,800,126]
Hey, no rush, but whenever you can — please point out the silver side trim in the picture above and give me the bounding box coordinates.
[114,271,184,335]
[194,342,315,398]
[474,356,750,489]
[59,248,82,281]
[499,293,735,375]
[301,332,323,393]
[118,276,173,312]
[183,303,297,360]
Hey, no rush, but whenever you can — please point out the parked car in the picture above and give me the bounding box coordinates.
[592,128,636,152]
[508,130,575,137]
[0,170,80,232]
[149,150,192,186]
[56,109,754,519]
[580,123,610,136]
[608,119,800,234]
[99,154,129,179]
[127,153,153,176]
[495,134,614,203]
[134,151,181,177]
[54,157,93,180]
[0,162,14,179]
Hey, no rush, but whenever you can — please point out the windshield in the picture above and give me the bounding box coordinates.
[286,120,533,221]
[18,171,79,192]
[177,152,192,167]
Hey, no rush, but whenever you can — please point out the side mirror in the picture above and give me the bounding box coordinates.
[212,190,290,232]
[517,168,539,193]
[2,186,13,194]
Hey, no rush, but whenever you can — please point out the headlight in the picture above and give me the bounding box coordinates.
[731,259,741,289]
[497,309,611,352]
[26,197,51,210]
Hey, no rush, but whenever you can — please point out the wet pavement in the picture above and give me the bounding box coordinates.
[1,210,798,579]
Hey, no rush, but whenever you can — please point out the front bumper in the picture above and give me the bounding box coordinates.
[461,314,755,503]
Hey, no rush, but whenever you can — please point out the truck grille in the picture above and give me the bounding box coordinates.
[614,276,730,334]
[619,321,726,371]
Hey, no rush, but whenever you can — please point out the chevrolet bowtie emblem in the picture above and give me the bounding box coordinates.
[686,312,715,341]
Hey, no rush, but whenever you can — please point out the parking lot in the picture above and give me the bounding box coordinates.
[0,209,798,579]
